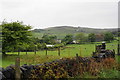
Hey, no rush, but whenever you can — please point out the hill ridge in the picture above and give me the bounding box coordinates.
[32,26,118,39]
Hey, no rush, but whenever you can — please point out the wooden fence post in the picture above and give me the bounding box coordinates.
[76,53,80,74]
[58,47,60,56]
[76,53,78,57]
[79,46,82,56]
[26,47,27,55]
[46,49,47,56]
[118,44,120,55]
[18,48,20,56]
[34,45,37,54]
[26,50,27,55]
[76,53,79,63]
[15,57,20,80]
[34,50,36,54]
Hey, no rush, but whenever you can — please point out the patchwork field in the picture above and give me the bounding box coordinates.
[2,40,118,68]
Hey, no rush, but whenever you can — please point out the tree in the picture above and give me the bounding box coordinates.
[75,33,87,44]
[111,31,118,37]
[49,35,57,44]
[2,21,32,55]
[42,34,57,44]
[62,34,73,44]
[118,32,120,37]
[42,34,50,44]
[104,32,114,42]
[88,33,96,42]
[32,37,41,44]
[95,34,104,42]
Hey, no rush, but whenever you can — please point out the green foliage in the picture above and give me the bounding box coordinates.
[104,32,114,42]
[88,33,96,42]
[118,32,120,37]
[42,34,57,44]
[62,34,73,44]
[1,21,32,54]
[75,33,87,44]
[27,42,36,51]
[99,69,120,78]
[42,34,50,43]
[37,43,46,50]
[49,35,57,44]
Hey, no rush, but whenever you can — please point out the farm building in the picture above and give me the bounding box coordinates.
[46,45,54,47]
[72,40,79,44]
[55,39,61,43]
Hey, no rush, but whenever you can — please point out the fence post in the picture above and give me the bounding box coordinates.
[26,50,27,55]
[18,48,20,56]
[26,47,27,55]
[15,57,20,80]
[76,53,80,74]
[79,46,82,56]
[34,45,37,54]
[76,53,78,57]
[118,44,120,55]
[58,47,60,56]
[76,53,79,63]
[46,49,47,56]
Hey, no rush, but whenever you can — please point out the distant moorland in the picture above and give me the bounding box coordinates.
[32,26,119,39]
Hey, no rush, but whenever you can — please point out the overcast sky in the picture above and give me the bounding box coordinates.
[0,0,119,29]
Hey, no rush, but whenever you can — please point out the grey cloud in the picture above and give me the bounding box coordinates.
[0,0,118,29]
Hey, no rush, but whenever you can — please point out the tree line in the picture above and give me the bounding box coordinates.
[60,32,115,44]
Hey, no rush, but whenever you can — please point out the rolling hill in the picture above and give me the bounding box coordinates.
[32,26,118,39]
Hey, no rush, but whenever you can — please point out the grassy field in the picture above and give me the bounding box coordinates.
[1,40,118,68]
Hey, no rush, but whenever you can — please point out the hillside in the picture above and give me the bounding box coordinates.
[32,26,118,39]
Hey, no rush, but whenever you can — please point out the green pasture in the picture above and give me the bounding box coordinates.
[1,40,118,67]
